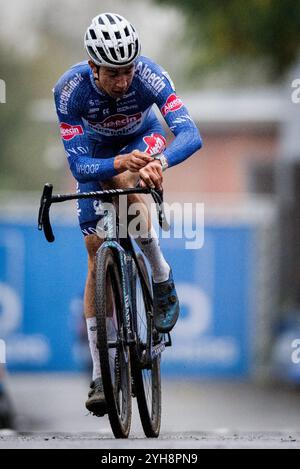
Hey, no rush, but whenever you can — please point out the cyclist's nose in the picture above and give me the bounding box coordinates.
[115,76,128,90]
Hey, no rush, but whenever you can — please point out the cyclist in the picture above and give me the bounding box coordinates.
[53,12,202,417]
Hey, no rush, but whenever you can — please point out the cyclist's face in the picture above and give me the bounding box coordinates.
[89,61,135,99]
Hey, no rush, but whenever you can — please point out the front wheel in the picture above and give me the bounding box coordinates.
[131,253,161,438]
[95,246,132,438]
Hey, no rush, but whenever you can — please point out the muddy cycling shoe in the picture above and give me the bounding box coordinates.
[152,269,180,333]
[85,378,107,417]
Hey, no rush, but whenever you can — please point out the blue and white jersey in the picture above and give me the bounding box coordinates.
[53,56,202,182]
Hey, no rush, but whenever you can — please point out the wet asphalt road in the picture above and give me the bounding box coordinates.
[1,374,300,449]
[1,431,300,449]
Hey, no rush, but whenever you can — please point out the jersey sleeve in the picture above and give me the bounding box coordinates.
[159,91,203,168]
[137,59,203,168]
[53,80,118,183]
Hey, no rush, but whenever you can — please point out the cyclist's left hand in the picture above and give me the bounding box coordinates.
[139,160,163,190]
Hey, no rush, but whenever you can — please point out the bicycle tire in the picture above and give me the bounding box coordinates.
[95,246,132,438]
[131,253,161,438]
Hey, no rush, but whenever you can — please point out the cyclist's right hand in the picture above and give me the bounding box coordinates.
[114,150,153,173]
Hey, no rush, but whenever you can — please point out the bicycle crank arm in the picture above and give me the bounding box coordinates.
[164,332,172,347]
[151,333,172,359]
[151,342,166,360]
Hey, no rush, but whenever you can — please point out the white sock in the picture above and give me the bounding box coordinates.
[134,227,170,283]
[86,317,101,382]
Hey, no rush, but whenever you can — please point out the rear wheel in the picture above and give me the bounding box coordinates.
[95,247,132,438]
[131,253,161,438]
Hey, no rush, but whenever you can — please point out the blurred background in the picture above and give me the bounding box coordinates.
[1,0,300,435]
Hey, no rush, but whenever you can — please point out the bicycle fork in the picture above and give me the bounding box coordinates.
[99,240,135,349]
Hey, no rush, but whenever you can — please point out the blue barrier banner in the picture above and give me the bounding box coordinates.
[0,220,253,376]
[161,231,252,377]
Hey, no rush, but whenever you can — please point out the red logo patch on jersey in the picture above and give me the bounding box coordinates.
[143,133,167,155]
[60,123,84,141]
[161,94,183,117]
[97,113,142,130]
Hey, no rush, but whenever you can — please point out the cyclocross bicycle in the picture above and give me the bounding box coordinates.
[38,183,172,439]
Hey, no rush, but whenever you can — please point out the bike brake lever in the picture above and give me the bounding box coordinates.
[38,184,55,243]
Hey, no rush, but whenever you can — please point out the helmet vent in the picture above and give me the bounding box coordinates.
[89,29,97,40]
[124,26,130,37]
[87,46,99,63]
[109,48,118,61]
[119,46,125,58]
[98,17,105,25]
[103,31,110,40]
[115,31,121,40]
[96,46,105,57]
[106,14,116,25]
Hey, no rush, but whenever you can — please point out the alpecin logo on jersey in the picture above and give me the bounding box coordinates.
[60,122,84,141]
[88,112,142,135]
[143,133,166,155]
[135,62,166,95]
[161,94,183,117]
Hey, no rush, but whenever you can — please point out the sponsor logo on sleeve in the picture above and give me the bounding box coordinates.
[143,133,167,155]
[66,146,89,157]
[60,122,84,141]
[58,73,83,115]
[161,93,184,117]
[135,61,166,95]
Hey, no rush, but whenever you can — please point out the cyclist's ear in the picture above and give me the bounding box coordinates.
[88,60,95,69]
[88,60,100,80]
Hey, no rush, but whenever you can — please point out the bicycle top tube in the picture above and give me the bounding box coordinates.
[38,183,169,243]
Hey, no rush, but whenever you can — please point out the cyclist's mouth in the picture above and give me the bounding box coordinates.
[111,88,128,98]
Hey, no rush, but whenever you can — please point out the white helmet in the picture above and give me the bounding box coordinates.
[84,13,141,67]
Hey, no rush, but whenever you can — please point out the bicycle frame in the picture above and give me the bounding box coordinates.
[101,208,173,365]
[38,183,171,358]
